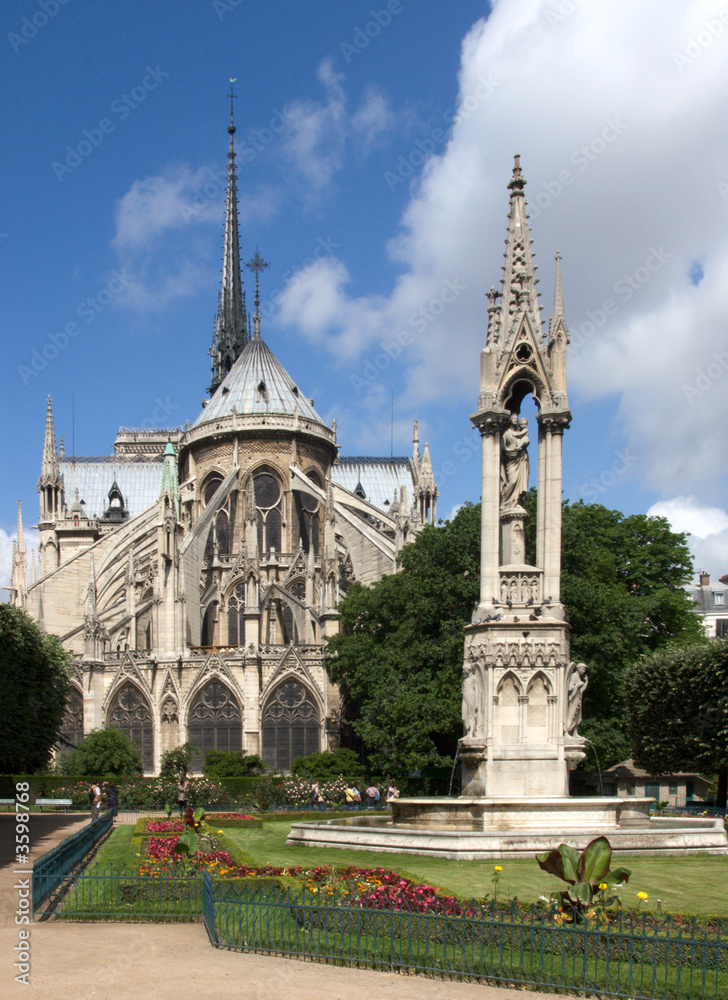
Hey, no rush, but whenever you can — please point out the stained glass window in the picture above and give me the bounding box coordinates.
[188,680,242,770]
[108,683,154,771]
[261,678,319,772]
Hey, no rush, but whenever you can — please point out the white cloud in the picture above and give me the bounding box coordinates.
[277,0,728,516]
[648,496,728,580]
[648,496,728,539]
[280,59,396,189]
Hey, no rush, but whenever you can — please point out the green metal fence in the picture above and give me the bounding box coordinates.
[208,884,727,1000]
[31,857,728,1000]
[32,810,113,911]
[33,863,202,921]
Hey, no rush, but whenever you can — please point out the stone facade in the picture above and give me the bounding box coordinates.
[9,108,438,775]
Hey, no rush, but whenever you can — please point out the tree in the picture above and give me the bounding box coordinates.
[202,750,267,778]
[625,640,728,806]
[0,604,71,773]
[291,748,366,782]
[159,742,197,778]
[62,727,143,777]
[327,503,480,772]
[329,497,702,772]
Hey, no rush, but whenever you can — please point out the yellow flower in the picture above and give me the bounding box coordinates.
[637,892,648,900]
[494,865,503,872]
[598,883,608,891]
[218,829,223,833]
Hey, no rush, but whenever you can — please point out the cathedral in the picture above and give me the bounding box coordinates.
[9,101,438,775]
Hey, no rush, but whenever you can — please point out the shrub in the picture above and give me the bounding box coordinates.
[61,727,143,777]
[203,751,267,778]
[291,748,366,782]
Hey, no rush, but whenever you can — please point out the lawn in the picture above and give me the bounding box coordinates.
[90,819,728,917]
[218,819,728,917]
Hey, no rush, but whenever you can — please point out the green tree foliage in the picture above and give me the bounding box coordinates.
[329,497,702,772]
[291,747,367,782]
[158,742,197,778]
[0,604,71,772]
[202,750,267,777]
[524,492,703,767]
[625,640,728,806]
[327,503,480,772]
[62,727,143,777]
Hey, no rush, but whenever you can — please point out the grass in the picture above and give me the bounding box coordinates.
[88,819,728,917]
[219,820,728,917]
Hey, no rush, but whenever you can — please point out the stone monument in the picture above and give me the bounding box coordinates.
[287,157,727,857]
[459,154,584,798]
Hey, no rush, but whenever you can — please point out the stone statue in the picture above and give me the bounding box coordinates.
[462,656,484,738]
[500,414,529,509]
[564,661,588,737]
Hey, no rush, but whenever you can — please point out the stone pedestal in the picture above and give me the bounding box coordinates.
[499,506,527,565]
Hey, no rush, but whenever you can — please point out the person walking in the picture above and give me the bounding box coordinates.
[309,780,324,811]
[107,783,119,822]
[177,777,189,817]
[90,781,101,821]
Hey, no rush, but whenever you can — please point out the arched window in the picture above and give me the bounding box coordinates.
[201,602,218,647]
[296,488,320,555]
[261,678,320,772]
[188,679,242,770]
[281,580,305,644]
[108,683,154,771]
[227,584,245,646]
[58,686,84,762]
[254,471,282,554]
[202,474,236,562]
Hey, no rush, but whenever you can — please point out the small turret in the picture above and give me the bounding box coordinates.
[10,501,28,608]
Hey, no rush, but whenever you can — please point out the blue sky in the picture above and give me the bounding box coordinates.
[3,0,728,591]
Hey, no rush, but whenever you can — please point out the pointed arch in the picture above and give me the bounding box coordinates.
[261,676,320,772]
[107,681,154,771]
[187,677,243,770]
[526,672,550,742]
[495,672,521,744]
[57,683,84,763]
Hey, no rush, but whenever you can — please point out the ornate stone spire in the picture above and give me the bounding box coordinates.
[159,441,180,521]
[494,154,542,353]
[209,81,250,396]
[10,501,28,607]
[37,396,63,522]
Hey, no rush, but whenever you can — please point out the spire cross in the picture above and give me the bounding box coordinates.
[246,249,269,337]
[228,77,237,134]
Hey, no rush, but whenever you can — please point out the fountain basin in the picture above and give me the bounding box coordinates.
[286,797,728,859]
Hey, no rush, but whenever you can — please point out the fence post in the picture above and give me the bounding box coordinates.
[202,870,217,946]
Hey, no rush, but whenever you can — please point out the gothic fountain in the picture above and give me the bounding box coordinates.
[287,158,727,858]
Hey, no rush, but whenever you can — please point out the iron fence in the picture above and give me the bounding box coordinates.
[30,854,728,999]
[32,810,113,911]
[209,885,727,1000]
[33,863,202,921]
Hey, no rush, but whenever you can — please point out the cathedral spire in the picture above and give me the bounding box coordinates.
[209,80,249,396]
